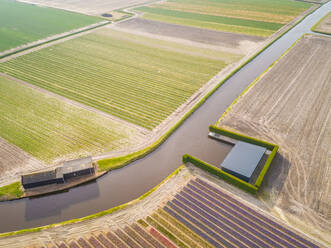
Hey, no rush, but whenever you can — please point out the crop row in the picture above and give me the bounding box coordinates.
[1,30,225,129]
[134,0,312,37]
[145,178,319,248]
[136,7,283,31]
[0,75,136,163]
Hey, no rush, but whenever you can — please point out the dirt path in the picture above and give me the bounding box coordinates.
[218,35,331,246]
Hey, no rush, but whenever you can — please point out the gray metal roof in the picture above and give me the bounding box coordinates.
[22,168,63,185]
[221,141,266,182]
[62,157,93,174]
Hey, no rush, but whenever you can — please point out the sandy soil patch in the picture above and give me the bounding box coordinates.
[218,35,331,245]
[116,18,265,54]
[18,0,153,15]
[0,138,45,187]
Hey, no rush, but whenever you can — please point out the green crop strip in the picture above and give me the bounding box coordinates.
[0,75,138,164]
[134,0,312,36]
[146,216,188,247]
[135,7,283,31]
[0,182,24,200]
[0,0,102,52]
[1,29,231,130]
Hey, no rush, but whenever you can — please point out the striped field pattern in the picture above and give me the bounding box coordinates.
[29,178,319,247]
[134,0,312,37]
[0,28,236,130]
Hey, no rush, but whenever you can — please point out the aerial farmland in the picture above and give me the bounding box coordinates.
[0,28,241,130]
[312,11,331,34]
[0,0,329,247]
[0,0,102,53]
[0,74,143,186]
[218,34,331,244]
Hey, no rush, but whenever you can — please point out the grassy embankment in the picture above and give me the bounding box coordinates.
[0,182,23,200]
[311,12,331,34]
[0,165,184,237]
[0,0,102,52]
[1,28,241,130]
[134,0,312,37]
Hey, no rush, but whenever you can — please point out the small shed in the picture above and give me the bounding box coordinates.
[62,157,95,180]
[221,141,266,182]
[22,168,64,189]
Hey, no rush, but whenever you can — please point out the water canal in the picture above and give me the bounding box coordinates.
[0,1,330,233]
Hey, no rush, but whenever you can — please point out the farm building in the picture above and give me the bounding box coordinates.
[21,168,64,189]
[62,157,95,180]
[221,141,266,182]
[21,157,95,189]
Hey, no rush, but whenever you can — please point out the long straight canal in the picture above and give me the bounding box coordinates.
[0,2,330,233]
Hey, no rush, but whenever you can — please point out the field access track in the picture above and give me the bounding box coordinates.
[0,28,239,130]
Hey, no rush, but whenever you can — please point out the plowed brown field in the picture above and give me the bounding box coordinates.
[219,35,331,245]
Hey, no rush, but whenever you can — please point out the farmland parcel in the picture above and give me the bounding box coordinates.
[0,0,102,52]
[18,0,151,15]
[0,28,241,130]
[0,74,142,185]
[0,165,320,247]
[134,0,312,37]
[218,35,331,245]
[312,12,331,34]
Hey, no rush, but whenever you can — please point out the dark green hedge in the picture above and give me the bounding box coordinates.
[209,125,275,150]
[208,125,278,191]
[183,154,257,194]
[255,145,278,187]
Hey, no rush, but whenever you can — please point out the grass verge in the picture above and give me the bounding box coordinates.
[311,12,331,35]
[97,7,315,172]
[0,182,24,200]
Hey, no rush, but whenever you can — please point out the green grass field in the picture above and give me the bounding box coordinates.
[0,75,139,163]
[0,28,241,129]
[0,0,102,52]
[134,0,312,37]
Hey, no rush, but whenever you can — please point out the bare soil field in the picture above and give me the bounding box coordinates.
[116,18,265,54]
[18,0,152,15]
[312,12,331,34]
[0,138,45,187]
[218,35,331,245]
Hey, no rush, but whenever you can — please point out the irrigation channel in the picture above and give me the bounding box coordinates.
[0,2,330,233]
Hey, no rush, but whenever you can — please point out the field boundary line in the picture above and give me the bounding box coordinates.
[0,72,149,135]
[96,3,320,167]
[0,1,321,202]
[0,21,110,61]
[215,33,331,126]
[311,12,331,35]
